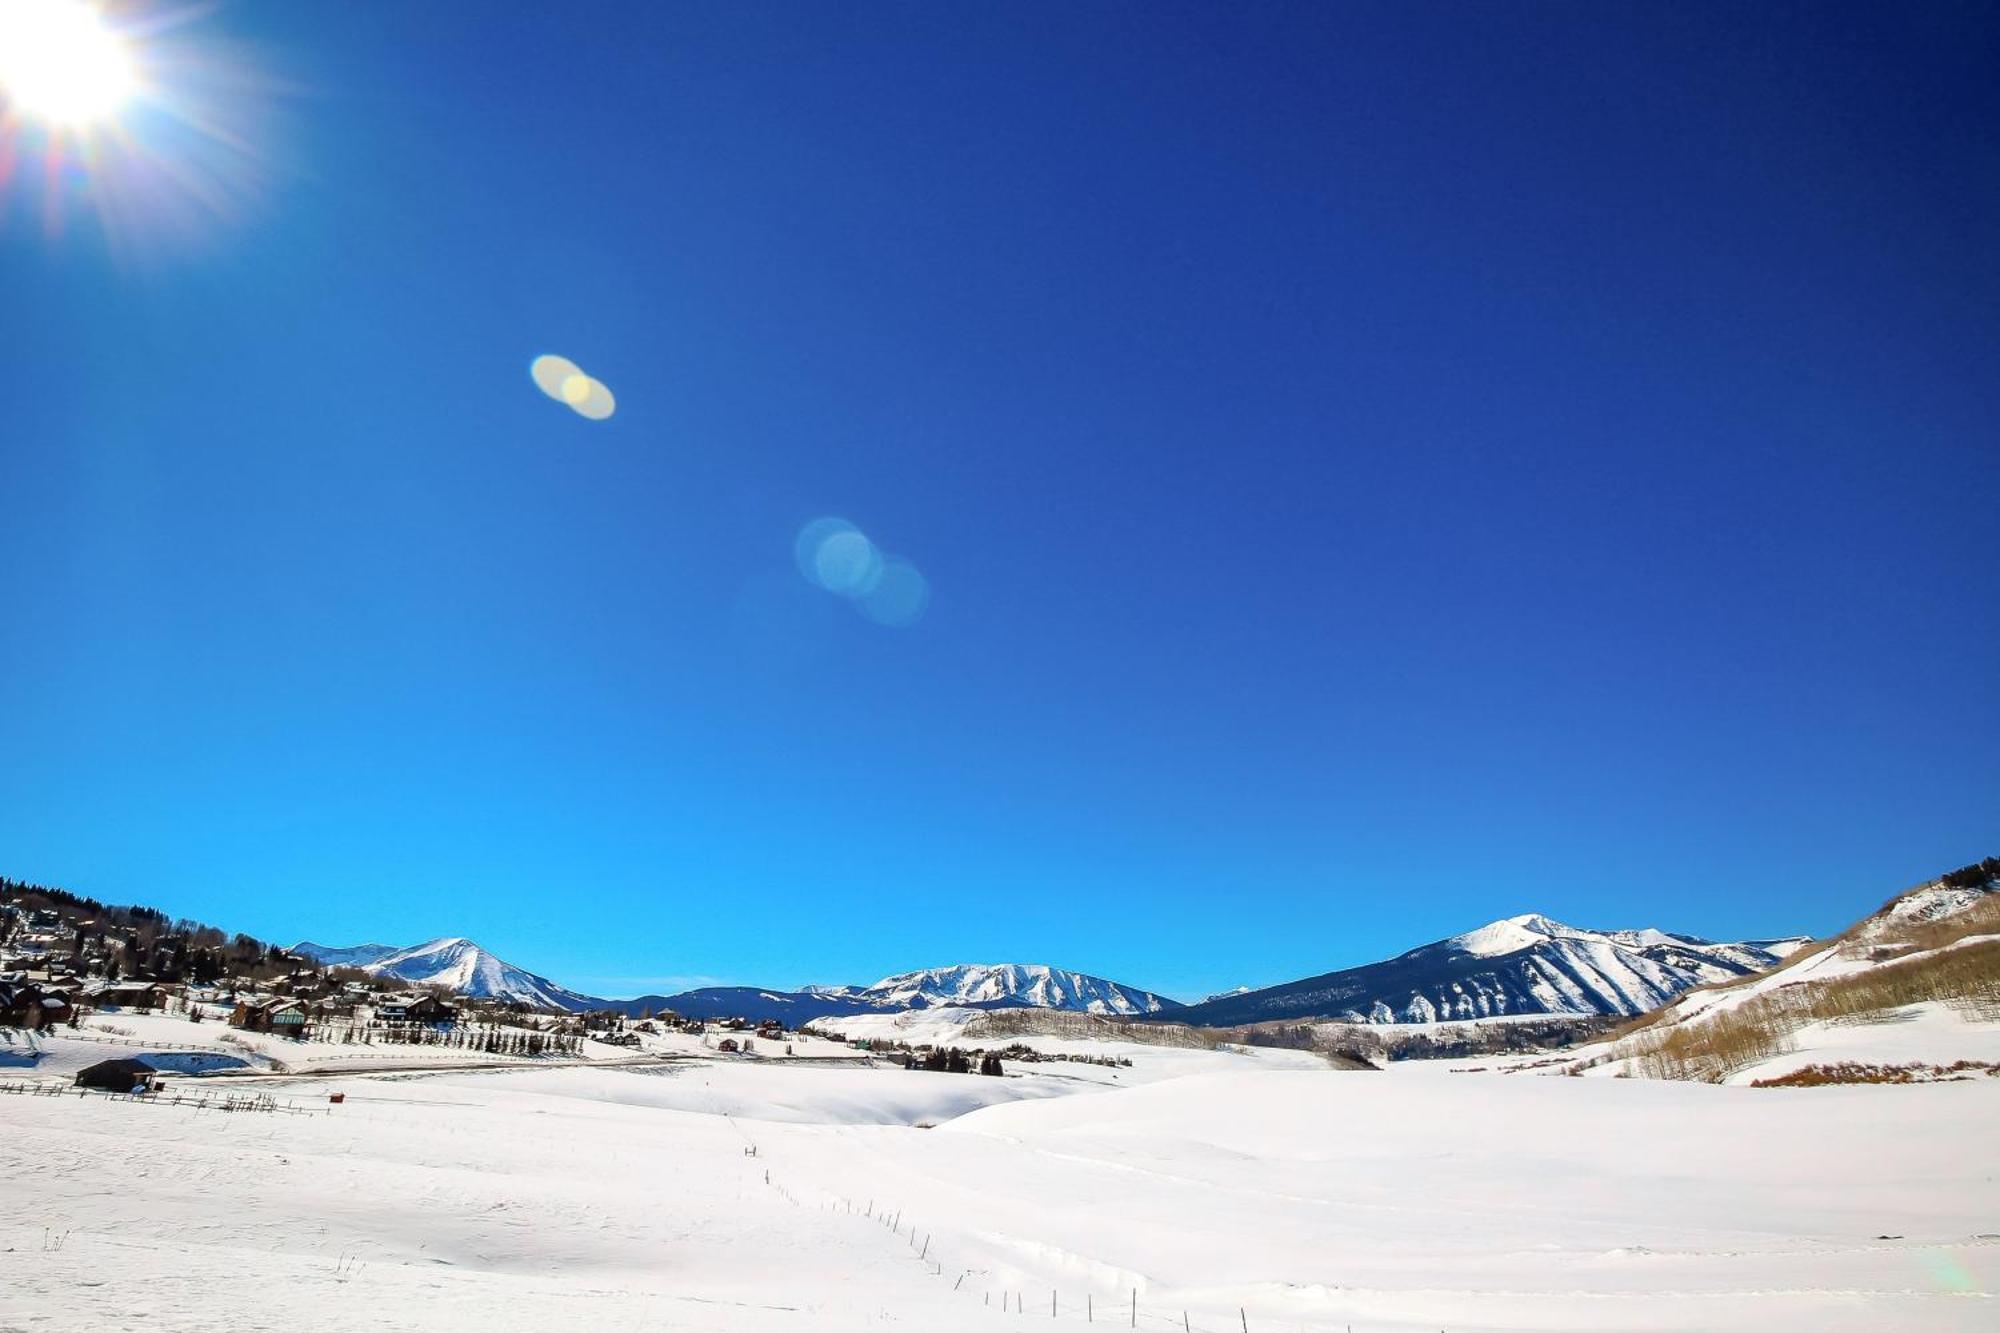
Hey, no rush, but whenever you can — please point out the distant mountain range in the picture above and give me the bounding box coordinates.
[298,914,1809,1027]
[1159,914,1810,1027]
[293,940,1174,1020]
[833,964,1171,1015]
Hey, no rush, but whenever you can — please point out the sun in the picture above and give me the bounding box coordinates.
[0,0,139,130]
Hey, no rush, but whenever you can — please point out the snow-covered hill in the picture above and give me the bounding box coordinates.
[1572,858,2000,1083]
[293,937,600,1013]
[1163,914,1808,1026]
[855,963,1173,1015]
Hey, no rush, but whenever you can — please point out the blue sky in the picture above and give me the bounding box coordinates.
[2,2,1994,1001]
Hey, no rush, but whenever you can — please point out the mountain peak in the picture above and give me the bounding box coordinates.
[293,937,598,1013]
[1444,914,1578,958]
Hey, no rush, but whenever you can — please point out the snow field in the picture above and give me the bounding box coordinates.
[3,1052,1994,1332]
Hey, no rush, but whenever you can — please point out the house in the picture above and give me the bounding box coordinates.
[230,997,309,1037]
[1,982,73,1029]
[1,981,42,1027]
[377,994,457,1024]
[716,1038,739,1053]
[36,992,75,1027]
[75,1058,159,1093]
[91,980,169,1010]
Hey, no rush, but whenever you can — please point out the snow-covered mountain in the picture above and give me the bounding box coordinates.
[1162,914,1809,1026]
[292,941,399,969]
[290,939,1171,1020]
[292,937,599,1013]
[855,963,1173,1015]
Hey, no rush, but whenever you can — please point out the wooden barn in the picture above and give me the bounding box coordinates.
[74,1058,158,1093]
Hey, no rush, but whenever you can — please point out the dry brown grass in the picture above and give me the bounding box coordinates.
[1623,935,2000,1083]
[1750,1060,2000,1087]
[964,1010,1220,1049]
[1570,875,1999,1072]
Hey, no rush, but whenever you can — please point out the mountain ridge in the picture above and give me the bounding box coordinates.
[294,939,1175,1020]
[856,963,1172,1015]
[1160,915,1810,1027]
[296,917,1810,1026]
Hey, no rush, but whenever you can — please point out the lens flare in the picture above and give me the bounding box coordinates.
[858,557,930,627]
[529,354,616,421]
[530,355,583,399]
[814,529,883,596]
[792,517,929,628]
[570,378,615,420]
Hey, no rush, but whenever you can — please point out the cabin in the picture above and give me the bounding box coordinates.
[376,995,457,1024]
[1,982,74,1029]
[716,1038,739,1053]
[3,982,48,1028]
[75,1058,159,1093]
[230,997,310,1037]
[91,981,169,1010]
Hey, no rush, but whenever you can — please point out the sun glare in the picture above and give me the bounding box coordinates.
[0,0,138,129]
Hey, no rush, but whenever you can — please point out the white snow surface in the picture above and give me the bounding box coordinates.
[3,1049,1993,1331]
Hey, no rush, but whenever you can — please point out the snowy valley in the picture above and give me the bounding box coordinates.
[4,858,1997,1332]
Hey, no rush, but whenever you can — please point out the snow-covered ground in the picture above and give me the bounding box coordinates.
[802,1005,1331,1086]
[3,1042,1993,1331]
[1722,1001,2000,1083]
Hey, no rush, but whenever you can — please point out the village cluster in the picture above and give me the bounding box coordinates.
[0,881,1019,1091]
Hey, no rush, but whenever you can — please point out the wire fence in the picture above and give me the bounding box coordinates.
[15,1029,220,1054]
[7,1061,1393,1330]
[0,1078,327,1116]
[747,1139,1384,1333]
